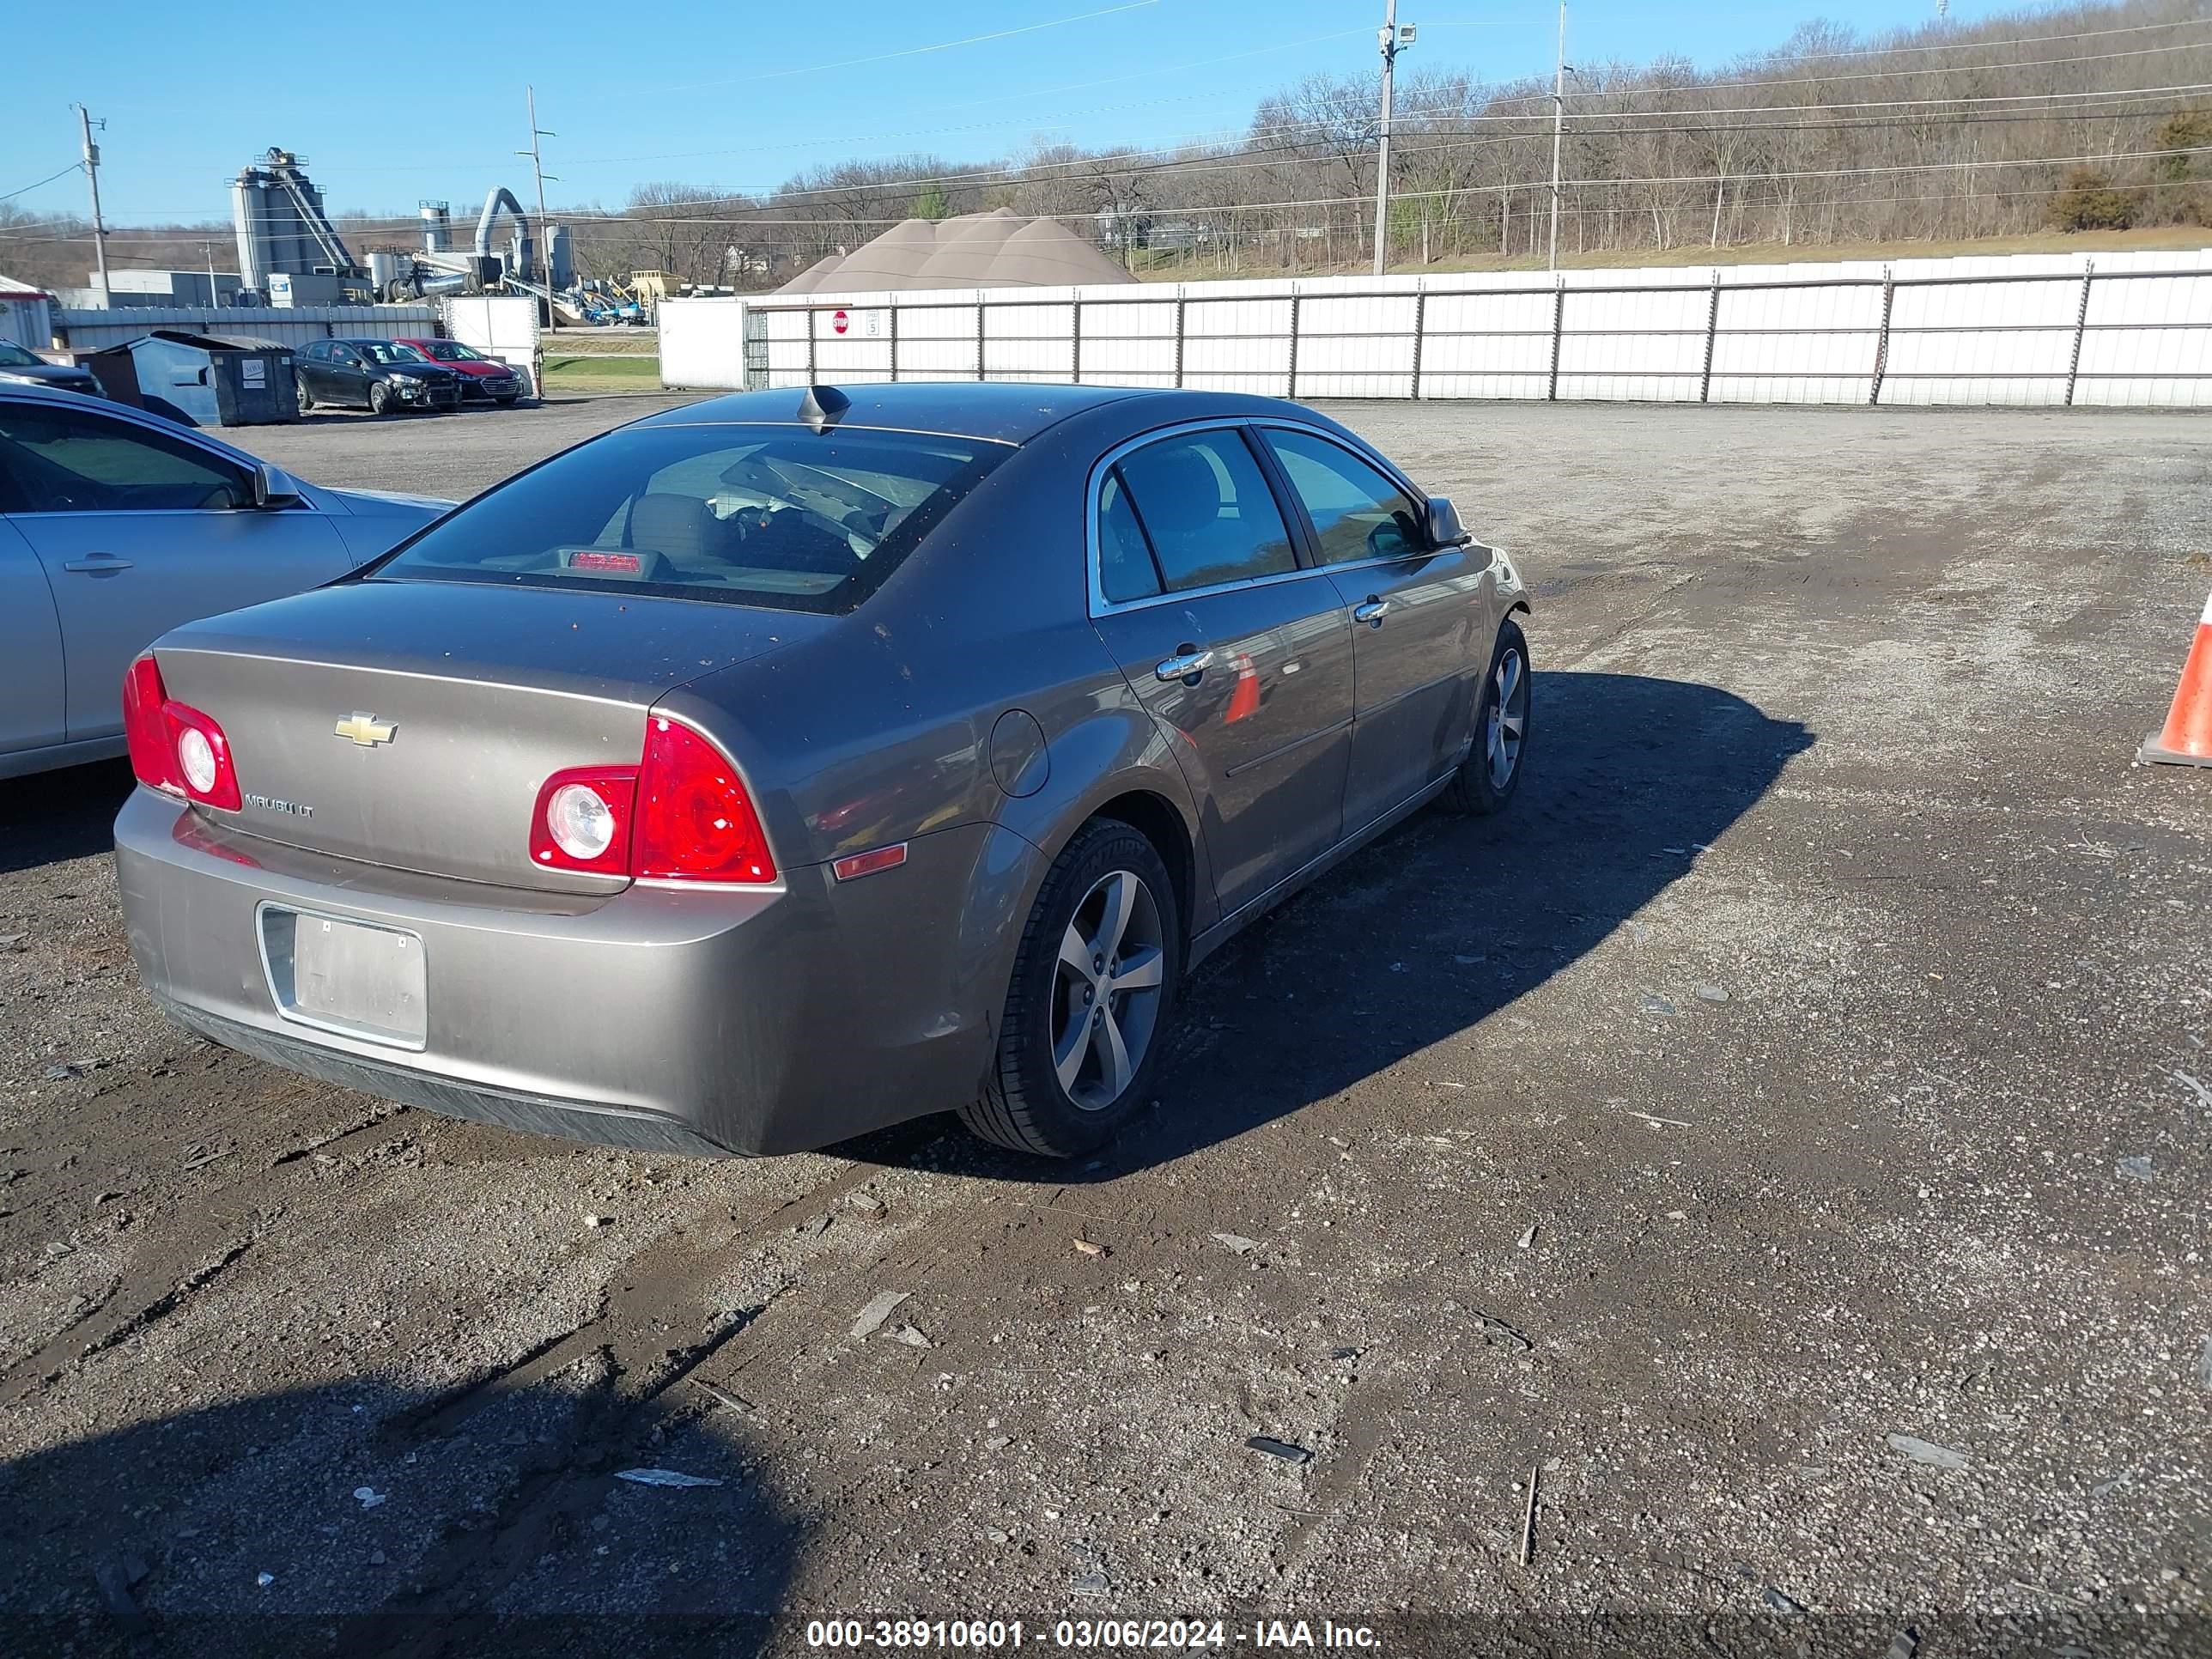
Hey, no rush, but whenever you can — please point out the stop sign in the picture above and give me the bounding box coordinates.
[832,309,849,335]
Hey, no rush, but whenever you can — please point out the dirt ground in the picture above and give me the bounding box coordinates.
[2,393,2209,1658]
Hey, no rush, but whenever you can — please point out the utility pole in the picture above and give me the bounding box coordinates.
[73,105,111,307]
[1371,0,1408,277]
[520,86,557,289]
[1547,2,1568,272]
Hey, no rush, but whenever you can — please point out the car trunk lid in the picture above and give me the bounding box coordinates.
[151,579,823,893]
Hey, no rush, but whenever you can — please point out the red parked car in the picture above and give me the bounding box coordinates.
[392,340,526,406]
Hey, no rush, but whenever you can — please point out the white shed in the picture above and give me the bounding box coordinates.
[0,276,55,352]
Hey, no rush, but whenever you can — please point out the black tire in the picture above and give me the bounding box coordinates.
[960,819,1182,1158]
[295,379,313,415]
[368,380,392,416]
[1438,617,1531,817]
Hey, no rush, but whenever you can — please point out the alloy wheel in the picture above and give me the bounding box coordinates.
[1486,647,1528,789]
[1051,869,1166,1111]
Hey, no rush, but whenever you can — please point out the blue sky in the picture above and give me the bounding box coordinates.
[6,0,2019,230]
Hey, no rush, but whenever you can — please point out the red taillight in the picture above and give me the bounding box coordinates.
[122,653,241,811]
[529,766,637,875]
[529,718,774,884]
[633,716,776,884]
[123,656,177,794]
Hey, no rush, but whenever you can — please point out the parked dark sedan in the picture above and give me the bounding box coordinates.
[0,339,102,396]
[295,338,461,415]
[114,383,1532,1159]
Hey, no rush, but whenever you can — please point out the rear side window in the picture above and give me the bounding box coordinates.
[1108,428,1295,597]
[370,422,1004,614]
[1097,471,1161,603]
[1260,428,1424,565]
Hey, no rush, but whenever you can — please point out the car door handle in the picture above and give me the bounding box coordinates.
[1154,649,1215,683]
[63,554,133,574]
[1353,599,1391,626]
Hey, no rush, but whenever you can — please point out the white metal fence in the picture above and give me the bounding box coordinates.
[51,305,441,354]
[659,248,2212,409]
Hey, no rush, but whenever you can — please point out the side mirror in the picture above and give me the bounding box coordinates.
[1425,495,1473,549]
[252,462,303,509]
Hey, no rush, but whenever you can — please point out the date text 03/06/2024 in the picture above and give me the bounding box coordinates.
[804,1618,1384,1650]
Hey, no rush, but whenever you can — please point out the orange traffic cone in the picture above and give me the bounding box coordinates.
[2140,587,2212,768]
[1224,652,1261,724]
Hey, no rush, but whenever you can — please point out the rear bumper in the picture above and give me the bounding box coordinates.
[151,993,732,1156]
[115,789,1035,1156]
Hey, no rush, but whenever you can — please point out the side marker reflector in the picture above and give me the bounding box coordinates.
[832,842,908,883]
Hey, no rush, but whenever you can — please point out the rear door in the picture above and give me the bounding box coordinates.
[327,344,369,406]
[1257,423,1493,836]
[1086,423,1354,919]
[0,400,353,741]
[296,341,331,401]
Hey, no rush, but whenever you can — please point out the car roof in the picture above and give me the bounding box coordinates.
[635,382,1345,447]
[637,381,1153,447]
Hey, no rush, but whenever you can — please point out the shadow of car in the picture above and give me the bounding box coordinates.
[890,669,1814,1180]
[0,1376,804,1650]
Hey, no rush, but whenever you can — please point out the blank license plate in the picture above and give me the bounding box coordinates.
[260,907,426,1048]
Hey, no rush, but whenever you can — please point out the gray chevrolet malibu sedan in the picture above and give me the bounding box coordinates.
[116,382,1531,1158]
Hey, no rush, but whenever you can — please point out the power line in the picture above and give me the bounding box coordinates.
[21,27,2212,239]
[1490,36,2212,105]
[47,52,2212,230]
[0,161,82,203]
[100,78,2195,229]
[22,114,2207,251]
[29,137,2200,246]
[193,21,2212,188]
[1709,14,2212,64]
[1538,77,2212,123]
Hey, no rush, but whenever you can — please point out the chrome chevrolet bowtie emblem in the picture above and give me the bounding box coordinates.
[334,712,397,748]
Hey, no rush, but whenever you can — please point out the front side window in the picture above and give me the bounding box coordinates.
[1261,428,1425,566]
[1109,429,1296,597]
[0,406,249,513]
[0,342,45,368]
[371,422,1004,615]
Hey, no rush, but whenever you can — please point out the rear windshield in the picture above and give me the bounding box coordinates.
[368,422,1003,615]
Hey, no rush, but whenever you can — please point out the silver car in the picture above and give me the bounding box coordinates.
[116,383,1531,1158]
[1,385,450,778]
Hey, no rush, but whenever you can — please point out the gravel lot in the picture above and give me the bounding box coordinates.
[3,392,2209,1656]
